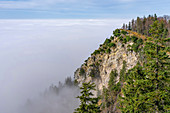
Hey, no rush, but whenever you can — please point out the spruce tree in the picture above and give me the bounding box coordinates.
[119,20,170,112]
[119,63,146,112]
[142,20,170,112]
[74,82,101,113]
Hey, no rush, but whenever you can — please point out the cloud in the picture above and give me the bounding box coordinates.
[0,19,129,113]
[0,0,135,10]
[0,1,37,9]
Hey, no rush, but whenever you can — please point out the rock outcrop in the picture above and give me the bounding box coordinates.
[74,30,142,96]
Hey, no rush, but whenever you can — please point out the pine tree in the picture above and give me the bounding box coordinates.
[74,82,101,113]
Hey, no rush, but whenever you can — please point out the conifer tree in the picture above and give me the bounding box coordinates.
[74,82,101,113]
[119,20,170,112]
[137,17,142,33]
[119,63,146,112]
[128,22,131,30]
[142,20,170,112]
[131,19,135,31]
[122,23,126,29]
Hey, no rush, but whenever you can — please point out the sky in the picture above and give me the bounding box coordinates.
[0,0,169,19]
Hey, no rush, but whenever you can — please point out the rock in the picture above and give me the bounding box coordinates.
[74,37,139,96]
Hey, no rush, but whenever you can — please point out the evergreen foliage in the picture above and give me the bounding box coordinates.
[74,82,101,113]
[119,61,127,82]
[119,20,170,112]
[101,70,120,112]
[119,63,146,112]
[79,68,85,75]
[113,29,121,37]
[122,14,170,37]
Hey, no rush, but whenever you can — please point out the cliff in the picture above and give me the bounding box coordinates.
[74,15,170,113]
[74,29,144,96]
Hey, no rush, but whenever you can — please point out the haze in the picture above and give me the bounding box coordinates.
[0,19,129,113]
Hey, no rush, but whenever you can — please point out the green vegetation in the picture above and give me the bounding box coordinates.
[113,29,121,37]
[91,37,116,55]
[74,82,101,113]
[110,36,114,40]
[119,63,146,112]
[119,61,127,81]
[121,30,128,35]
[122,14,170,38]
[119,20,170,112]
[101,70,120,112]
[104,38,111,45]
[108,42,116,48]
[89,69,95,77]
[131,36,138,43]
[76,14,170,113]
[92,50,100,55]
[79,68,85,75]
[126,36,143,52]
[126,36,131,42]
[118,36,123,41]
[106,48,111,54]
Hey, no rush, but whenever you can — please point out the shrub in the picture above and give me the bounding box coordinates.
[115,33,121,37]
[119,60,127,81]
[79,68,85,75]
[131,36,138,43]
[93,50,100,55]
[84,59,88,63]
[123,38,127,44]
[118,36,123,41]
[113,29,121,37]
[95,62,100,67]
[108,42,116,48]
[104,38,111,45]
[121,30,128,35]
[132,43,139,52]
[89,69,95,77]
[99,48,105,53]
[137,38,143,45]
[113,29,120,34]
[126,36,131,42]
[106,48,111,53]
[110,36,114,40]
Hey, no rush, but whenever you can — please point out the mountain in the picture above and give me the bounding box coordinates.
[74,14,170,112]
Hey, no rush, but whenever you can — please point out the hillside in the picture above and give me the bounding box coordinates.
[74,29,143,95]
[74,15,170,112]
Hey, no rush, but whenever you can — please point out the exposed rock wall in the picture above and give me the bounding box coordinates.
[74,35,139,96]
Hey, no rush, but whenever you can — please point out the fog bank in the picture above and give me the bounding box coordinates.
[0,19,129,113]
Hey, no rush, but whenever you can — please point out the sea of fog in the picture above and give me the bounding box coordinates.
[0,19,129,113]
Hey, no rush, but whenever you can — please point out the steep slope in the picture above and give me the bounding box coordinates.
[74,15,170,113]
[74,29,144,96]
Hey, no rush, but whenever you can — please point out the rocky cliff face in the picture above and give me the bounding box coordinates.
[74,30,142,96]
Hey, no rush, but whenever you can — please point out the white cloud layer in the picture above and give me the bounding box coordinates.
[0,19,129,113]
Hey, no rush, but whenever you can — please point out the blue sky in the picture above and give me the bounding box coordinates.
[0,0,170,19]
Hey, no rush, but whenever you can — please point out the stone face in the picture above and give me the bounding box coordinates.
[74,39,139,96]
